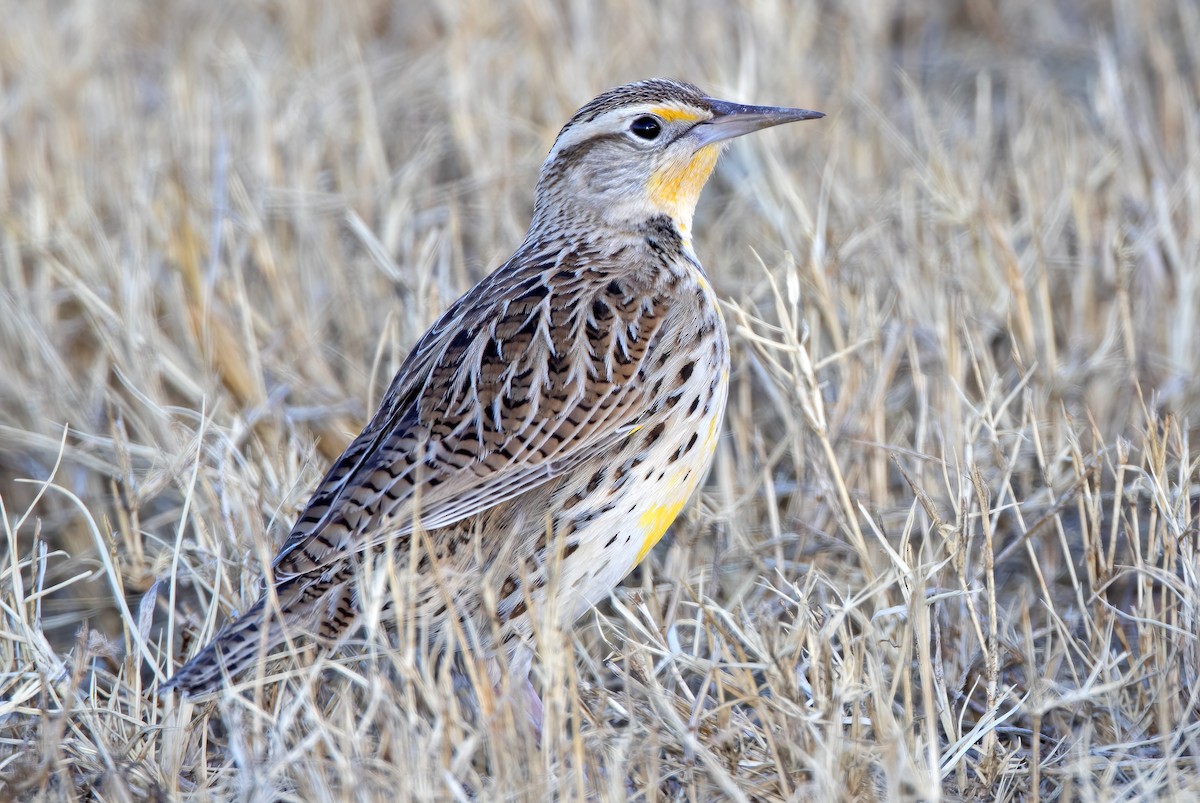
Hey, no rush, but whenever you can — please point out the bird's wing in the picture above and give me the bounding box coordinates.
[270,252,676,579]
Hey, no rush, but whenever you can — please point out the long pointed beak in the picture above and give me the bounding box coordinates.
[691,97,825,146]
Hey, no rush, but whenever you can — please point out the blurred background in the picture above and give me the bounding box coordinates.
[1,0,1198,799]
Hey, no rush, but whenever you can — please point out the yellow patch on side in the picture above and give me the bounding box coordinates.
[648,105,705,124]
[704,411,720,450]
[634,500,686,565]
[646,144,722,233]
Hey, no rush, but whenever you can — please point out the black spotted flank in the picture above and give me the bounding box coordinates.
[643,422,667,447]
[586,468,607,492]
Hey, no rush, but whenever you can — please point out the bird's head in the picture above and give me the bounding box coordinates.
[531,78,823,241]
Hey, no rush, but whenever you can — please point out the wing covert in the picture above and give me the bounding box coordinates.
[271,254,676,580]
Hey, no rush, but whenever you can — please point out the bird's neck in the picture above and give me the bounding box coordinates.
[526,196,698,257]
[518,211,698,286]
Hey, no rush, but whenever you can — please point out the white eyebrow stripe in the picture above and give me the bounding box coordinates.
[544,103,707,163]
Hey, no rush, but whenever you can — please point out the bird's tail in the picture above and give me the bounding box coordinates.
[162,569,358,698]
[161,595,284,697]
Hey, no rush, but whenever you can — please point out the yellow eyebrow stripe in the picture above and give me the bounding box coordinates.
[648,105,705,123]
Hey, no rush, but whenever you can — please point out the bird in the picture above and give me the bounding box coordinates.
[164,78,823,708]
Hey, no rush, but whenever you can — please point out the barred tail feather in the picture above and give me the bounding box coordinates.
[162,596,282,697]
[162,568,360,698]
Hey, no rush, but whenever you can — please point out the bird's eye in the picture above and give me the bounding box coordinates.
[629,116,662,140]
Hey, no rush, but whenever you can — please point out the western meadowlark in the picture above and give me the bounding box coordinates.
[165,79,823,704]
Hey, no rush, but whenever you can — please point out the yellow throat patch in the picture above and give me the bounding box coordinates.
[647,144,721,234]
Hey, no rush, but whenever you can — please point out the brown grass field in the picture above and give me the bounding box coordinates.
[2,0,1199,799]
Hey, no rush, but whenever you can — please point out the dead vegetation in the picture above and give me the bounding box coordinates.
[2,0,1199,799]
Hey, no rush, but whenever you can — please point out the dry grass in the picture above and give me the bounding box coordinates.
[2,0,1199,799]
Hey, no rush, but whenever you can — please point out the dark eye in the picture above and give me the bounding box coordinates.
[630,116,662,140]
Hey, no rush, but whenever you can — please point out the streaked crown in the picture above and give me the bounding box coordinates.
[531,79,823,239]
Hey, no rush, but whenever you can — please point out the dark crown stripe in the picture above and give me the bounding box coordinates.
[561,78,710,132]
